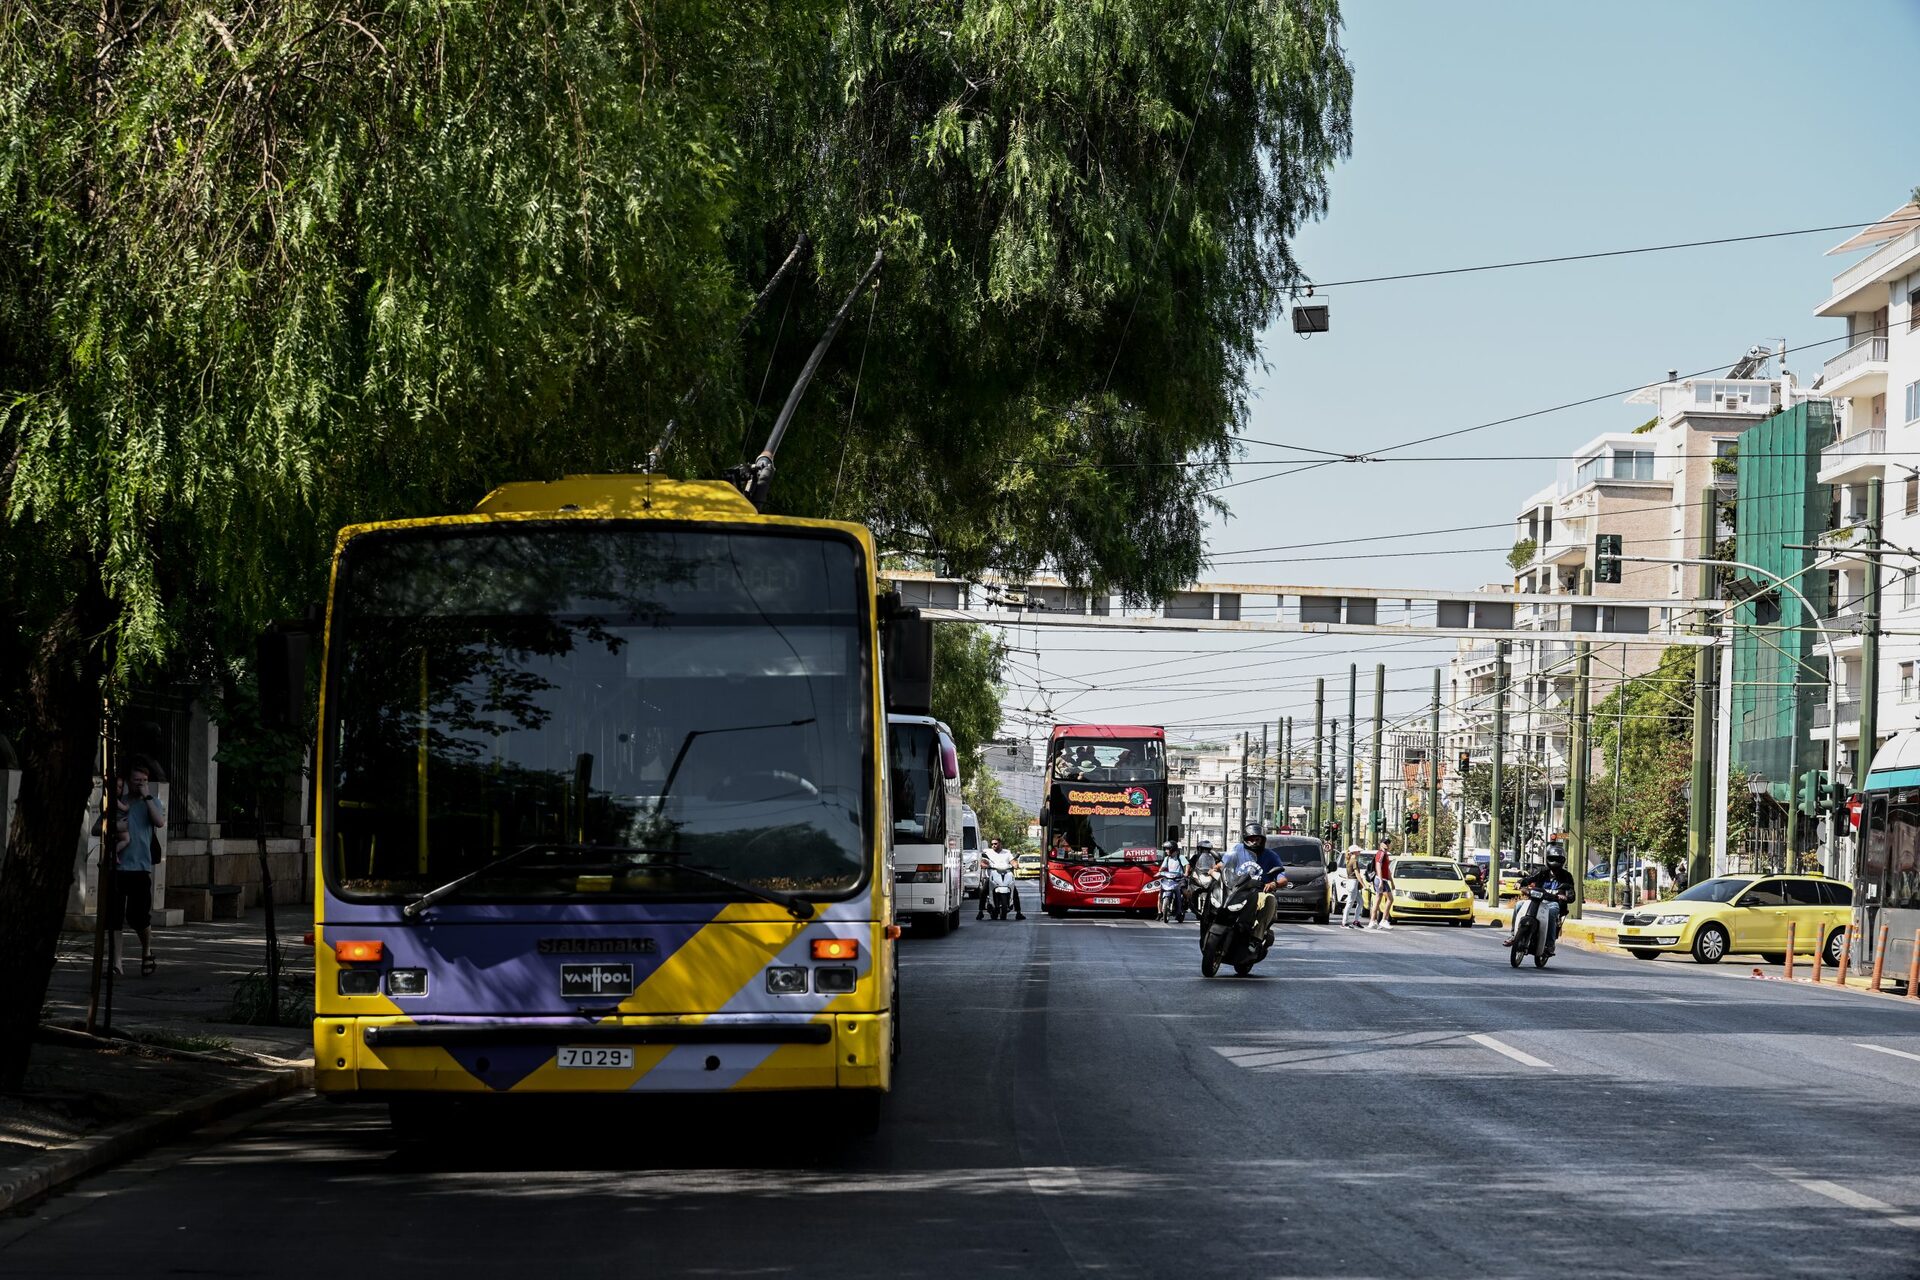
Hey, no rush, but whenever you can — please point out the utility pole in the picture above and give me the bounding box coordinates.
[1610,658,1625,908]
[1489,641,1509,904]
[1239,733,1249,838]
[1346,665,1358,844]
[1857,476,1883,868]
[1281,717,1292,828]
[1370,664,1386,845]
[1428,669,1441,857]
[1568,568,1592,920]
[1688,487,1716,888]
[1312,680,1325,835]
[1328,718,1340,840]
[1258,723,1269,831]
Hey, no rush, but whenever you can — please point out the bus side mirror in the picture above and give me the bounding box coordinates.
[883,612,933,716]
[257,623,312,729]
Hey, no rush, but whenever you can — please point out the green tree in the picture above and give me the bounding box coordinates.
[0,0,1352,1084]
[931,624,1005,769]
[965,771,1036,852]
[1461,757,1552,851]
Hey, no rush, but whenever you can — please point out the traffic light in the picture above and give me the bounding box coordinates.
[1789,771,1835,821]
[1594,532,1623,584]
[1403,810,1420,835]
[1322,819,1341,844]
[1824,777,1850,817]
[1458,751,1471,776]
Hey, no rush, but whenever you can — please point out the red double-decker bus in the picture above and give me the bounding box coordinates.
[1039,725,1177,916]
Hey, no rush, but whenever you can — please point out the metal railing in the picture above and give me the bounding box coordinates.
[1822,426,1886,469]
[1822,337,1888,384]
[1812,699,1862,730]
[1827,225,1920,303]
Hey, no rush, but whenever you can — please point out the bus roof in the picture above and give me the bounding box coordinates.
[1049,725,1165,741]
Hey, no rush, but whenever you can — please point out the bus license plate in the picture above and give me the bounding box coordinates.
[556,1046,633,1070]
[1092,896,1122,905]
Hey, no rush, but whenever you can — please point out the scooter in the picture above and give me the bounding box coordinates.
[984,865,1017,920]
[1200,862,1270,978]
[1508,887,1560,969]
[1151,866,1187,924]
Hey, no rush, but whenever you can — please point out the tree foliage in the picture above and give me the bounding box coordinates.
[0,0,1352,1084]
[930,623,1004,769]
[1461,757,1552,850]
[965,770,1034,852]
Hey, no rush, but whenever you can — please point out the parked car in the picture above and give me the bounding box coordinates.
[1615,874,1852,965]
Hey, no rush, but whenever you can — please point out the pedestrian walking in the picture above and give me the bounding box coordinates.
[93,758,165,976]
[1340,844,1367,928]
[1367,836,1394,930]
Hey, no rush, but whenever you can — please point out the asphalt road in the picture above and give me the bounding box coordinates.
[6,913,1920,1279]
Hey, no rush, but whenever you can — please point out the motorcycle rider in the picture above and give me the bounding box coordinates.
[1503,848,1574,954]
[976,837,1026,920]
[1154,839,1187,922]
[1223,822,1288,945]
[1186,838,1218,918]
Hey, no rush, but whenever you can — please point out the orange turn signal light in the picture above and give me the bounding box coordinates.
[333,939,384,963]
[811,938,859,961]
[883,924,902,940]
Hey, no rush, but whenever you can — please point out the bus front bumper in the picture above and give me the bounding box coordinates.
[313,1012,891,1096]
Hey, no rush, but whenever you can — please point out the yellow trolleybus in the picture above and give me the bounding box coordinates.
[305,475,911,1130]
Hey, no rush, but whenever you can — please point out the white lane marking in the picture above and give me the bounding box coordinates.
[1766,1167,1920,1228]
[1857,1042,1920,1064]
[1467,1033,1554,1069]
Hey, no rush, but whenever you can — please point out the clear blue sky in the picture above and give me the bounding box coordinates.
[998,0,1920,750]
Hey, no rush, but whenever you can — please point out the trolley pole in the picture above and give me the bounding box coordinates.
[1280,717,1292,829]
[1428,669,1441,857]
[1312,680,1325,835]
[1239,733,1249,837]
[1370,664,1386,846]
[1258,723,1269,830]
[1489,641,1510,906]
[1346,665,1358,846]
[1688,487,1716,888]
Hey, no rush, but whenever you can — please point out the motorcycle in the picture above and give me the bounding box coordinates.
[1508,887,1560,969]
[983,865,1017,920]
[1151,865,1187,924]
[1200,862,1270,978]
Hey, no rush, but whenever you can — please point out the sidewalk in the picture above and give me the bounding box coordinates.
[0,901,316,1212]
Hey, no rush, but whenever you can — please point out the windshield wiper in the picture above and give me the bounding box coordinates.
[403,841,605,919]
[637,853,817,921]
[404,842,819,921]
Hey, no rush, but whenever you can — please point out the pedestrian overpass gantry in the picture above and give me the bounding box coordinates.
[882,570,1718,647]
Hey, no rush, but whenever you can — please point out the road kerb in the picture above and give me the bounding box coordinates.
[0,1062,313,1215]
[1470,901,1624,954]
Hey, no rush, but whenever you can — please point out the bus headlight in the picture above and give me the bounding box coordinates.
[337,969,381,996]
[765,966,809,995]
[814,967,857,994]
[386,968,429,997]
[1048,874,1074,891]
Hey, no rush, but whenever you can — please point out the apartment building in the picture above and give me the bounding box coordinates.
[981,737,1046,820]
[1169,738,1357,846]
[1446,375,1773,841]
[1805,199,1920,781]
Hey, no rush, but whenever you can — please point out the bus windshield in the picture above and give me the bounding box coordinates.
[889,723,947,845]
[1049,781,1162,862]
[1050,738,1165,783]
[325,526,870,902]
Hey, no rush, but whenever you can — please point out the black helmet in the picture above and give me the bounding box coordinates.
[1546,848,1568,866]
[1242,821,1265,841]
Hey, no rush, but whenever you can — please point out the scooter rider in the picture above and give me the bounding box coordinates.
[1503,848,1574,953]
[976,837,1027,920]
[1224,822,1289,944]
[1154,839,1187,922]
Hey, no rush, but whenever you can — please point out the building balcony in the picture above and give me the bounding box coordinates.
[1816,523,1871,568]
[1818,427,1888,486]
[1811,698,1862,736]
[1820,337,1889,399]
[1818,225,1920,317]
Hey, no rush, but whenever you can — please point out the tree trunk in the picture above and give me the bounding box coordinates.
[0,565,113,1089]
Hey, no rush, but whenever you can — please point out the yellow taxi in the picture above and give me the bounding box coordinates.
[1496,863,1529,900]
[1014,851,1044,880]
[1616,873,1853,965]
[1365,857,1475,926]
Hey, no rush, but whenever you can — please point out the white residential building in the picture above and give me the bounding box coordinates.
[1809,199,1920,777]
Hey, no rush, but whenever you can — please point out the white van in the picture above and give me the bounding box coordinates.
[888,714,965,935]
[961,805,981,899]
